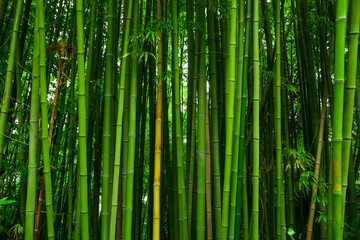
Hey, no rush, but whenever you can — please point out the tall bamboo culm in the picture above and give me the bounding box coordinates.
[221,0,237,237]
[228,0,245,238]
[332,0,347,238]
[341,0,359,232]
[275,0,284,238]
[0,0,23,168]
[124,0,139,238]
[25,8,39,240]
[207,4,221,239]
[171,0,189,239]
[75,0,90,238]
[101,0,115,237]
[252,0,260,238]
[197,0,206,239]
[152,0,163,238]
[38,0,55,237]
[110,0,133,239]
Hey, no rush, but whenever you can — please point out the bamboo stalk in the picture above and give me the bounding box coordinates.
[25,8,39,240]
[332,0,347,238]
[252,0,260,238]
[109,0,133,238]
[0,0,23,168]
[306,88,327,240]
[341,0,359,232]
[75,0,90,237]
[221,0,237,237]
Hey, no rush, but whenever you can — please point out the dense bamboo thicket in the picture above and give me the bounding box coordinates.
[0,0,360,239]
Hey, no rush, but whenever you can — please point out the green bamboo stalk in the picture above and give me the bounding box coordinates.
[0,0,23,168]
[282,88,295,231]
[332,0,347,238]
[25,9,39,240]
[207,3,221,239]
[341,0,359,232]
[235,0,251,237]
[326,28,336,240]
[16,42,26,229]
[109,0,133,238]
[221,0,236,237]
[67,30,77,240]
[187,0,199,233]
[85,0,98,132]
[93,5,105,239]
[75,0,90,237]
[242,152,249,240]
[274,0,284,238]
[124,0,139,238]
[74,161,81,240]
[66,111,74,240]
[38,0,55,237]
[205,97,213,239]
[101,0,115,237]
[229,0,245,238]
[171,0,189,239]
[252,0,260,238]
[347,148,359,225]
[185,0,194,195]
[187,0,200,233]
[197,1,206,239]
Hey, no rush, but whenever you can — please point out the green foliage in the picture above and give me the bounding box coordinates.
[0,197,16,206]
[283,227,301,240]
[285,147,327,204]
[128,18,171,64]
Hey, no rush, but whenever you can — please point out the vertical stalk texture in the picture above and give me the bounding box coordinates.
[341,0,359,231]
[101,0,115,237]
[75,0,90,237]
[252,0,260,238]
[221,0,236,237]
[124,0,139,238]
[306,89,327,240]
[38,0,55,237]
[0,0,23,166]
[197,1,206,239]
[25,9,39,240]
[332,0,347,238]
[229,0,245,238]
[275,0,284,238]
[207,4,221,239]
[110,0,133,239]
[153,0,163,238]
[171,0,189,239]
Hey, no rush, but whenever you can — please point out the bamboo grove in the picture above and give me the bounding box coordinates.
[0,0,360,239]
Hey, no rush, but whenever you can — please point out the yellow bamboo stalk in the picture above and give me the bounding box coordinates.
[306,88,327,240]
[152,0,162,239]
